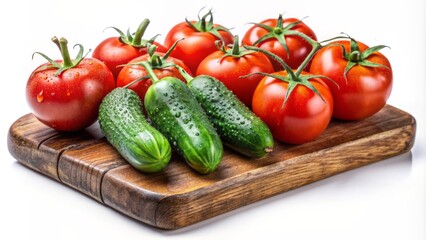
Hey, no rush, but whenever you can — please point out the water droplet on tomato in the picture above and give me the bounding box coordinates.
[37,90,44,103]
[66,90,71,96]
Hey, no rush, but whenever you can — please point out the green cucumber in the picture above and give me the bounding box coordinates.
[98,87,171,173]
[187,75,274,158]
[144,77,223,174]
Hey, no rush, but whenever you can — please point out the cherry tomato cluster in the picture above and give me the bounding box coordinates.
[26,8,392,145]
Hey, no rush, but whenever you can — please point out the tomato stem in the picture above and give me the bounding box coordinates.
[273,28,283,35]
[199,8,212,32]
[348,51,362,62]
[244,45,293,74]
[122,76,150,89]
[174,64,194,83]
[140,61,160,83]
[185,8,232,43]
[162,38,184,60]
[339,36,391,80]
[132,19,150,46]
[51,36,61,51]
[33,37,89,76]
[150,54,163,67]
[282,29,321,76]
[294,41,321,76]
[231,35,240,55]
[200,17,207,32]
[57,37,73,67]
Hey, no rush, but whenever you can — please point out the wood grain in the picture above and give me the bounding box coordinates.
[7,105,416,229]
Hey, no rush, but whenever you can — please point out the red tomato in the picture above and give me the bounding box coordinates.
[242,15,317,71]
[26,38,115,131]
[116,52,192,101]
[163,9,233,74]
[196,44,274,108]
[252,71,333,144]
[309,40,392,120]
[92,19,167,80]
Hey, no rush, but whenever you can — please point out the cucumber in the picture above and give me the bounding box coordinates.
[144,77,223,174]
[98,87,171,173]
[187,75,274,158]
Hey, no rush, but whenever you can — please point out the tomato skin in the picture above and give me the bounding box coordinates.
[92,37,167,80]
[309,40,392,120]
[26,58,115,131]
[252,71,333,144]
[196,50,274,108]
[116,53,192,101]
[242,18,317,71]
[164,21,233,74]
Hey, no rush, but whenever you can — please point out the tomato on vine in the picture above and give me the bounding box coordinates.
[116,42,192,102]
[309,37,392,120]
[196,36,274,108]
[242,14,317,71]
[26,37,115,131]
[92,19,167,80]
[163,8,234,74]
[247,42,333,144]
[253,71,333,144]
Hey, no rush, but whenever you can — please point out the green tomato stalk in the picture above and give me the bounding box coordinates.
[248,14,313,61]
[185,7,232,42]
[341,35,390,81]
[33,37,89,76]
[106,19,159,48]
[214,35,256,59]
[244,44,332,106]
[121,39,184,88]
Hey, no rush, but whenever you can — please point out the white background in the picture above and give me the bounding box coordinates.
[1,0,425,239]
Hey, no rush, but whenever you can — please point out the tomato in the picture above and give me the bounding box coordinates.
[309,39,392,120]
[242,15,317,71]
[196,38,274,108]
[116,52,192,102]
[252,71,333,144]
[163,9,233,74]
[26,37,115,131]
[92,19,167,80]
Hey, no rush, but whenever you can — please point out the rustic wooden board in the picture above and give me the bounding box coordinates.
[7,105,416,229]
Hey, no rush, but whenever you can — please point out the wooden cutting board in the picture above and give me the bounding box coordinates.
[7,105,416,229]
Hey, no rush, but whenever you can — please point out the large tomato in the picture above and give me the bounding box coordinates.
[92,19,167,80]
[196,39,274,108]
[242,15,317,71]
[309,39,392,120]
[252,71,333,144]
[163,9,233,74]
[26,37,115,131]
[116,52,192,102]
